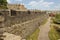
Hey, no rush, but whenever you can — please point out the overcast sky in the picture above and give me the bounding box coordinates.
[7,0,60,10]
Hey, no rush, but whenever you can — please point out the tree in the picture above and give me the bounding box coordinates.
[0,0,7,9]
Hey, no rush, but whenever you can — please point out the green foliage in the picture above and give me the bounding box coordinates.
[54,14,60,24]
[26,28,40,40]
[49,26,60,40]
[0,0,7,9]
[54,25,60,32]
[49,15,60,40]
[55,14,60,19]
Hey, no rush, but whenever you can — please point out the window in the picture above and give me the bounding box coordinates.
[28,11,30,14]
[0,13,3,16]
[11,10,16,16]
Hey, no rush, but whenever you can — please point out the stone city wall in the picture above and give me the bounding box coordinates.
[0,10,49,39]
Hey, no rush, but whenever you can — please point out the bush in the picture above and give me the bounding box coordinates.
[54,25,60,32]
[49,26,60,40]
[53,14,60,24]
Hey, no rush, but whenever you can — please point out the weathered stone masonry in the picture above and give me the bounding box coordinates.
[0,9,49,39]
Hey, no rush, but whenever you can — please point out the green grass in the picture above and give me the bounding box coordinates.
[49,26,60,40]
[49,14,60,40]
[26,28,40,40]
[41,19,48,25]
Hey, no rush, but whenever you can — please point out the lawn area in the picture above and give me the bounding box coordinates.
[26,28,40,40]
[49,25,60,40]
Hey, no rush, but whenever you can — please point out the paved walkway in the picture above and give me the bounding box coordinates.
[38,17,51,40]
